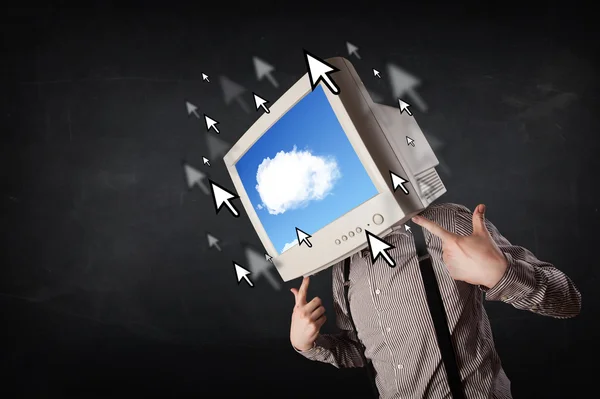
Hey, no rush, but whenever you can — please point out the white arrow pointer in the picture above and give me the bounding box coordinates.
[365,230,396,267]
[373,69,381,78]
[253,92,270,114]
[202,156,210,166]
[204,114,220,133]
[406,136,415,147]
[234,262,254,287]
[304,50,340,95]
[295,227,312,248]
[390,171,410,195]
[398,99,413,116]
[207,233,221,251]
[265,253,273,262]
[183,162,209,195]
[404,224,411,233]
[253,56,279,88]
[185,101,199,118]
[209,179,240,218]
[346,42,361,59]
[202,73,209,82]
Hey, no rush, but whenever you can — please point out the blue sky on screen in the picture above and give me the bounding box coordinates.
[235,86,379,254]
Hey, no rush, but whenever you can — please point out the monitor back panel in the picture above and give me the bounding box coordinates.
[375,103,446,207]
[328,57,438,214]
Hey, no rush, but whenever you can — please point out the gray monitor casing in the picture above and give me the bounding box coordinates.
[224,57,446,282]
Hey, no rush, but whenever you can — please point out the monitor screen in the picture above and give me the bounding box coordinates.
[235,86,379,255]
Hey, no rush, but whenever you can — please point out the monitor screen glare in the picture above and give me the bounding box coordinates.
[235,86,379,255]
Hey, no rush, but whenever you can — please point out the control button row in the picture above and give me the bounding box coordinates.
[335,215,383,245]
[335,227,365,245]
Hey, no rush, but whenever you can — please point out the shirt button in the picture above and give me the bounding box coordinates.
[386,327,391,332]
[398,364,403,370]
[375,289,381,295]
[501,296,508,301]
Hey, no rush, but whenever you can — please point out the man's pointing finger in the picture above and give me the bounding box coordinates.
[412,215,455,241]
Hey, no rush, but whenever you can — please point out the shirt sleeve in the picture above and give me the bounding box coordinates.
[454,205,581,318]
[293,262,366,368]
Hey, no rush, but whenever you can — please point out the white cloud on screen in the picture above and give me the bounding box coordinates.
[281,239,298,253]
[255,146,341,215]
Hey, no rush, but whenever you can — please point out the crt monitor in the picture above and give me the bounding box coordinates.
[224,57,446,282]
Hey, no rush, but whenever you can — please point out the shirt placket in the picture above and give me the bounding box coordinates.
[364,253,402,396]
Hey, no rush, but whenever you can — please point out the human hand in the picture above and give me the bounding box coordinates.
[290,277,327,351]
[412,204,508,289]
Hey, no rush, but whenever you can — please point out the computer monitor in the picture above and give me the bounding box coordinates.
[224,57,446,282]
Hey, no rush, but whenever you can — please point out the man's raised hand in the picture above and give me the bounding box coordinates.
[290,277,327,352]
[412,204,508,289]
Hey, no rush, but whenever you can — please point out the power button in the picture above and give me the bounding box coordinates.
[373,214,384,225]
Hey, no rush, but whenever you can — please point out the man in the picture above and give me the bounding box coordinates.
[289,203,581,399]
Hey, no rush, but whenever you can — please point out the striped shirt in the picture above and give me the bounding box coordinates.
[296,203,581,399]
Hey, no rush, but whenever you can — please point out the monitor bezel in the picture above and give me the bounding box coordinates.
[224,76,390,257]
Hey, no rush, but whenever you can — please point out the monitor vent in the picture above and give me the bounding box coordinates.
[415,168,445,201]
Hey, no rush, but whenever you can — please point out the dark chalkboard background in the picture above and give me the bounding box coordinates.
[2,3,598,397]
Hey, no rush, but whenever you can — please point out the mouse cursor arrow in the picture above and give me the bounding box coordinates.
[404,224,411,233]
[202,73,210,82]
[183,162,209,195]
[253,92,270,114]
[387,63,427,112]
[244,246,280,290]
[390,171,410,195]
[209,179,240,218]
[265,253,273,262]
[365,230,396,267]
[185,101,200,118]
[219,75,251,113]
[204,114,220,133]
[304,49,340,95]
[295,227,313,248]
[234,262,254,287]
[207,233,221,251]
[398,99,413,116]
[206,134,231,161]
[373,69,381,78]
[202,156,210,166]
[253,56,279,88]
[346,42,361,59]
[406,136,415,147]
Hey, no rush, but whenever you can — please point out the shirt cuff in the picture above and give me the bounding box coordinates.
[483,252,537,302]
[293,335,327,360]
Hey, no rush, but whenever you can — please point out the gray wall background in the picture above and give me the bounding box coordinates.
[2,3,598,397]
